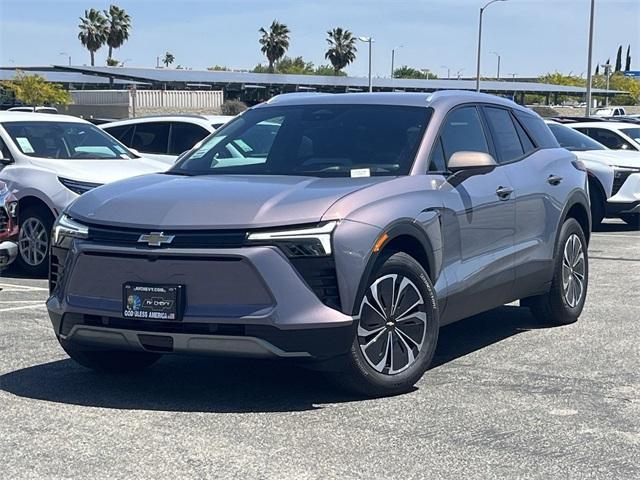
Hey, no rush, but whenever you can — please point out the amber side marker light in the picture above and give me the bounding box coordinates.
[373,233,389,253]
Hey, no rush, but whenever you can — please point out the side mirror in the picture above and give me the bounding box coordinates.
[448,151,497,172]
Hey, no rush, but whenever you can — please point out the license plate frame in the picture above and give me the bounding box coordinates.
[123,283,184,321]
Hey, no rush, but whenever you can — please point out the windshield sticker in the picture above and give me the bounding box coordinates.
[16,137,35,153]
[351,168,371,178]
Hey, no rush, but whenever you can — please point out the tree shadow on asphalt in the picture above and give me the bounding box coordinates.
[0,305,554,413]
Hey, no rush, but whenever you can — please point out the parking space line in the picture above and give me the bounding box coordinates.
[0,283,49,292]
[0,303,46,313]
[592,234,640,239]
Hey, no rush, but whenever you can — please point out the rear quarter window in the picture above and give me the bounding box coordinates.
[512,110,559,149]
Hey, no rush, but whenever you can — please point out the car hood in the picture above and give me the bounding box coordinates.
[574,150,640,168]
[68,173,388,229]
[27,157,168,184]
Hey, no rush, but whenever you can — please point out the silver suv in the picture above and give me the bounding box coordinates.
[47,92,591,397]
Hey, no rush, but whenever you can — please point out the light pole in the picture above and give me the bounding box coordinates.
[391,45,403,78]
[585,0,595,116]
[490,51,501,79]
[358,36,373,92]
[441,65,451,79]
[59,52,71,66]
[476,0,508,92]
[456,68,465,80]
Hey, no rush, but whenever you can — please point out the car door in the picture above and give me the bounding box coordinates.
[130,121,173,163]
[433,105,516,323]
[484,106,567,299]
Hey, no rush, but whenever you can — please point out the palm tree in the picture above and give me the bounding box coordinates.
[259,20,290,73]
[78,8,108,66]
[104,4,132,62]
[325,28,357,75]
[162,52,175,68]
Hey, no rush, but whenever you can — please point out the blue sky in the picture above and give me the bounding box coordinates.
[1,0,638,78]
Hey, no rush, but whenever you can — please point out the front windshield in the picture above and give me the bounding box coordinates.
[548,123,606,151]
[172,104,432,177]
[620,127,640,144]
[3,121,137,160]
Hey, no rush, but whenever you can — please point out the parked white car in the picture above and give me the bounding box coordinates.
[568,121,640,152]
[593,107,626,117]
[101,115,234,164]
[547,121,640,227]
[8,106,59,114]
[0,112,167,275]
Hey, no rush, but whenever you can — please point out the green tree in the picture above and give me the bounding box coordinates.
[615,45,623,72]
[259,20,290,73]
[78,8,108,66]
[393,66,437,79]
[625,45,632,71]
[106,57,119,66]
[275,56,314,74]
[1,71,71,106]
[325,27,357,75]
[315,64,346,76]
[207,65,230,71]
[608,72,640,105]
[162,51,175,68]
[104,4,131,63]
[537,71,585,87]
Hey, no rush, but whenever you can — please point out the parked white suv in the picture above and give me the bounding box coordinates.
[568,121,640,152]
[594,107,626,117]
[0,112,167,275]
[101,115,234,163]
[547,121,640,227]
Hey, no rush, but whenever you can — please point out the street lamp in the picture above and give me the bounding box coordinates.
[59,52,71,66]
[441,65,451,79]
[358,36,374,92]
[456,68,465,80]
[475,0,508,92]
[391,45,403,78]
[585,0,595,116]
[490,51,501,79]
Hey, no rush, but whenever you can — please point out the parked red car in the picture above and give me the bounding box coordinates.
[0,180,18,270]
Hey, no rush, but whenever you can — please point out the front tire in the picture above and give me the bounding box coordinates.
[332,252,439,397]
[17,206,53,277]
[59,339,161,373]
[524,218,588,325]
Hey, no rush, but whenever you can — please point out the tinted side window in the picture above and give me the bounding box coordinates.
[513,110,559,148]
[169,122,209,155]
[513,114,535,153]
[428,137,446,171]
[440,106,489,164]
[580,128,634,150]
[484,107,524,163]
[104,125,134,146]
[131,122,170,154]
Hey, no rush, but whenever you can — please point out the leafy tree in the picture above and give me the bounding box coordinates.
[0,71,71,106]
[104,4,131,63]
[207,65,230,71]
[393,66,437,79]
[251,64,270,73]
[259,20,290,73]
[275,56,314,74]
[325,27,357,74]
[162,51,175,68]
[315,64,346,76]
[78,8,108,66]
[595,63,600,76]
[106,57,119,66]
[625,45,632,71]
[608,72,640,105]
[537,71,585,87]
[615,45,623,72]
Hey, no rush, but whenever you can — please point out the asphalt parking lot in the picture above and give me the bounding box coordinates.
[0,221,638,480]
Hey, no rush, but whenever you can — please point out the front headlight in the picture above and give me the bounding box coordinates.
[246,221,338,257]
[52,214,89,246]
[58,177,103,196]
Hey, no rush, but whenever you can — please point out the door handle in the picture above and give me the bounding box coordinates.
[547,174,563,185]
[496,186,513,200]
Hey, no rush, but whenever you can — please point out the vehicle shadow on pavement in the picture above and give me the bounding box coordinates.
[0,306,552,412]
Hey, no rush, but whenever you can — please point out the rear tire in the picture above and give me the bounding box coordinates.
[620,213,640,228]
[332,251,439,397]
[17,206,53,277]
[59,339,161,373]
[524,218,588,325]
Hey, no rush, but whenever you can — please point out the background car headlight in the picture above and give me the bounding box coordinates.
[58,177,103,195]
[52,214,89,245]
[246,221,337,257]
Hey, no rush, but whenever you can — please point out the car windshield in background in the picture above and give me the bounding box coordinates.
[173,104,432,177]
[3,121,136,160]
[548,123,606,151]
[620,127,640,143]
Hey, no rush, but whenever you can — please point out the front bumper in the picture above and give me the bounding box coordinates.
[607,173,640,215]
[47,241,355,359]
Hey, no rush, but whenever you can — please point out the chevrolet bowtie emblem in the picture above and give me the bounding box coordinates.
[138,232,175,247]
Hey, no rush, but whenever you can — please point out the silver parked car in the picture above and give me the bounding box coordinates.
[47,92,591,396]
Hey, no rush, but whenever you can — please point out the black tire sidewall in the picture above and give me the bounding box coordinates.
[348,251,439,393]
[17,206,53,277]
[553,218,589,319]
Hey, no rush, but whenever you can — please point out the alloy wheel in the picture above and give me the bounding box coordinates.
[562,233,585,308]
[357,274,428,375]
[19,217,49,267]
